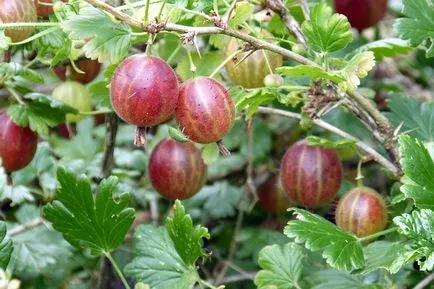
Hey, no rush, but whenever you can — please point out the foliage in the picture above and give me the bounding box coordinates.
[0,0,433,288]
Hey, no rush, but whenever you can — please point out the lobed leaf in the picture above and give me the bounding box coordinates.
[394,0,434,57]
[43,167,135,255]
[301,3,352,53]
[255,243,303,289]
[398,135,434,209]
[284,208,364,272]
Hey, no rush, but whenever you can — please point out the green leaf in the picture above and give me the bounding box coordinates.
[0,31,10,51]
[176,52,223,80]
[124,225,199,289]
[0,63,44,84]
[186,181,243,219]
[229,2,254,28]
[168,127,189,143]
[255,243,304,289]
[207,154,247,180]
[237,228,288,262]
[385,94,434,142]
[165,200,210,266]
[0,222,13,270]
[7,93,78,135]
[9,204,73,278]
[278,65,345,83]
[88,80,111,108]
[284,208,364,272]
[355,241,401,275]
[301,3,352,53]
[62,7,132,64]
[348,38,412,61]
[202,143,220,165]
[309,269,382,289]
[398,135,434,209]
[306,136,356,150]
[235,87,280,117]
[209,34,230,49]
[394,0,434,57]
[43,167,135,255]
[392,209,434,271]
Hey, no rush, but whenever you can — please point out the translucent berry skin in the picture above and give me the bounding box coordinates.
[334,0,388,31]
[280,140,342,209]
[54,58,101,84]
[335,187,388,237]
[0,0,37,42]
[35,0,66,17]
[0,112,38,173]
[149,138,207,200]
[258,175,293,213]
[225,33,282,88]
[52,81,92,123]
[110,55,179,127]
[175,77,235,144]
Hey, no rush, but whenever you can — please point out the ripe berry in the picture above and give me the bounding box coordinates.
[52,81,92,123]
[280,140,342,208]
[149,138,207,200]
[0,0,37,42]
[335,187,388,237]
[225,36,283,88]
[334,0,388,31]
[54,58,101,84]
[110,55,179,127]
[258,175,293,213]
[0,111,38,173]
[175,77,235,144]
[34,0,66,17]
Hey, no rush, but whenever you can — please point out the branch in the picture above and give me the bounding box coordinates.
[8,218,44,236]
[86,0,316,66]
[256,106,400,177]
[101,113,119,178]
[264,0,306,46]
[347,91,399,166]
[414,272,434,289]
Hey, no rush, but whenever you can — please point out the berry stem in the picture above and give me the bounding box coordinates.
[217,140,231,157]
[209,49,243,78]
[359,227,398,243]
[104,252,131,289]
[134,126,148,148]
[6,173,13,186]
[356,158,364,187]
[0,22,58,29]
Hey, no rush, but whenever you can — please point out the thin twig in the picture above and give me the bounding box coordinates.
[245,119,258,212]
[256,106,400,176]
[223,0,240,26]
[86,0,316,66]
[414,272,434,289]
[299,0,310,20]
[264,0,306,46]
[8,218,44,236]
[214,204,245,284]
[101,113,119,178]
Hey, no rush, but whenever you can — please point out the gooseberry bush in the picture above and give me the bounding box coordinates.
[0,0,433,288]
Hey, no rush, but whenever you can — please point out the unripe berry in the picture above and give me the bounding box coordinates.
[280,140,342,208]
[264,74,284,88]
[52,81,92,123]
[335,187,388,237]
[149,138,207,200]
